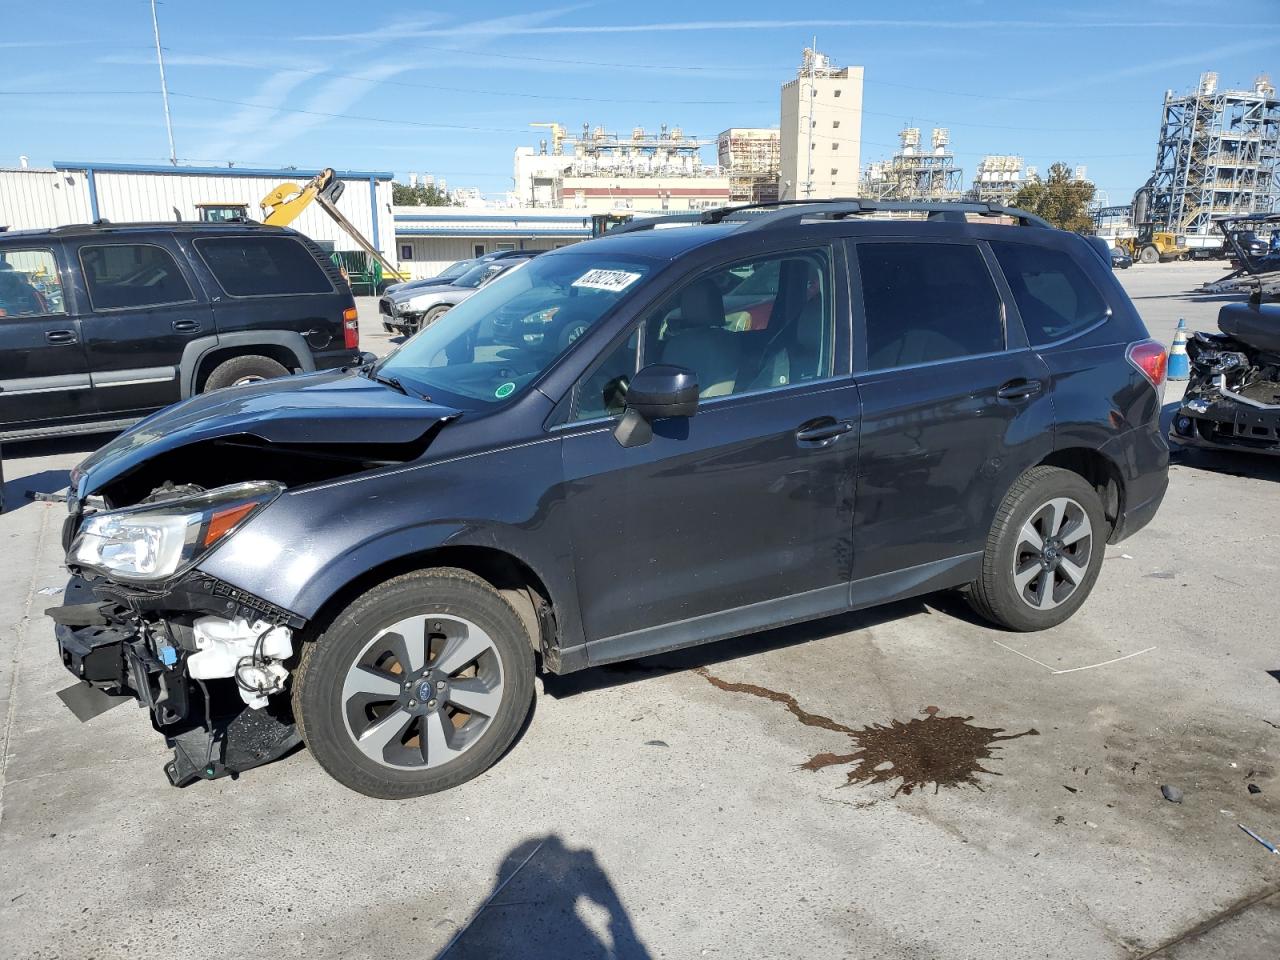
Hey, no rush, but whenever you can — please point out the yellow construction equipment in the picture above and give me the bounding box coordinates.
[1116,223,1190,264]
[259,168,406,283]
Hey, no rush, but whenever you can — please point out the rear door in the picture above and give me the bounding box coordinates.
[190,233,349,367]
[847,238,1054,585]
[70,236,213,417]
[0,242,94,433]
[559,244,861,660]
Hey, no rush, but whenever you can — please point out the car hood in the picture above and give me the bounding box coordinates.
[386,276,455,295]
[72,370,462,497]
[394,284,477,310]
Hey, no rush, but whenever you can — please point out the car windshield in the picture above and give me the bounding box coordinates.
[379,252,658,409]
[452,261,510,289]
[436,259,471,280]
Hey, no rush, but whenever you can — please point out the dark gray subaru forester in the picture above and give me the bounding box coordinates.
[49,201,1169,798]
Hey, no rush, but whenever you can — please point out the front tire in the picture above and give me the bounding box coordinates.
[422,305,451,329]
[1139,246,1160,265]
[967,466,1106,632]
[292,568,535,798]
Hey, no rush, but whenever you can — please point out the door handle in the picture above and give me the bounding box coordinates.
[996,379,1043,402]
[45,329,78,345]
[795,417,854,446]
[171,319,201,333]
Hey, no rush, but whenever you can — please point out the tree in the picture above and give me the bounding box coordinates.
[1010,163,1096,233]
[392,181,453,206]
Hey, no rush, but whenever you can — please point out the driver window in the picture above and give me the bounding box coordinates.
[0,248,65,317]
[642,250,831,398]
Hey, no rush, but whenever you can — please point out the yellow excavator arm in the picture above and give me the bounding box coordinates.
[259,168,334,227]
[258,168,406,281]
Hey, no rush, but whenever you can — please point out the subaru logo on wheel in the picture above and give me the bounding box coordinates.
[416,679,433,701]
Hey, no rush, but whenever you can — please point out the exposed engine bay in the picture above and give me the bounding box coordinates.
[1172,302,1280,456]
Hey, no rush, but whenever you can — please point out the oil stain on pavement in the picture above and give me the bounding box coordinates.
[696,668,1039,796]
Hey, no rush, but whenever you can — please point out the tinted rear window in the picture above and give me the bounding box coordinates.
[857,242,1004,369]
[990,241,1110,345]
[79,243,193,310]
[195,236,332,296]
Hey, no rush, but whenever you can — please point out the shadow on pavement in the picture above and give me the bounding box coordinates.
[435,834,651,960]
[1170,444,1280,482]
[2,468,71,514]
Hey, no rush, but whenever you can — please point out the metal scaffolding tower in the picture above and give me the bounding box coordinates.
[968,155,1024,203]
[863,128,965,201]
[1146,72,1280,236]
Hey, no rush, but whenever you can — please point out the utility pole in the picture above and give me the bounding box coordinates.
[803,35,816,200]
[150,0,177,165]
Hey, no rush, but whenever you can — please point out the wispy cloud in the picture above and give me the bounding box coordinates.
[301,15,1229,41]
[1019,38,1280,98]
[300,8,586,44]
[0,39,99,49]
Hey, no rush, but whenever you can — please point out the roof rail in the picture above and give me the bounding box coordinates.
[602,212,706,236]
[600,198,1055,239]
[723,198,1055,231]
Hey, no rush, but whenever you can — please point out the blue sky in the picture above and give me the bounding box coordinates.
[3,0,1278,204]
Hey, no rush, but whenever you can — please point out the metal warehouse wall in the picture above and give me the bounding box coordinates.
[0,169,93,229]
[398,235,583,279]
[0,167,395,260]
[88,171,395,255]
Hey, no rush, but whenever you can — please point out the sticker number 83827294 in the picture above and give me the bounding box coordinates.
[571,269,643,293]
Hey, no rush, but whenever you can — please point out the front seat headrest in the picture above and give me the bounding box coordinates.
[677,278,725,330]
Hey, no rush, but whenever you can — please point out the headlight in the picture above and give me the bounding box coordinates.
[69,481,281,582]
[521,306,560,326]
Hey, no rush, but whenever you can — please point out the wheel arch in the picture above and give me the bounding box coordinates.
[302,543,561,664]
[179,331,315,397]
[1034,447,1124,539]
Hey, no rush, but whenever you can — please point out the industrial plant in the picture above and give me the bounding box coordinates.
[1139,71,1280,239]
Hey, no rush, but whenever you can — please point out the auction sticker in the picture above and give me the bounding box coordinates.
[495,381,516,399]
[572,269,642,292]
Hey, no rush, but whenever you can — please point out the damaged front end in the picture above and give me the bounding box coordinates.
[50,482,307,786]
[1171,302,1280,456]
[48,370,463,786]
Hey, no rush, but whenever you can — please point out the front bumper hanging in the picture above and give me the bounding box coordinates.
[50,574,303,787]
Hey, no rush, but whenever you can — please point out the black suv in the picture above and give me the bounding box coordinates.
[48,201,1168,798]
[0,221,360,441]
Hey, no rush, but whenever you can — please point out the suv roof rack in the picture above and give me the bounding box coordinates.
[45,219,276,236]
[606,199,1054,237]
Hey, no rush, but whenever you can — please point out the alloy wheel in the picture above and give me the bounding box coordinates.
[1011,497,1093,611]
[340,614,505,769]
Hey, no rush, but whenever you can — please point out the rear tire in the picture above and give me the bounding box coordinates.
[292,568,535,799]
[203,354,289,391]
[966,466,1106,632]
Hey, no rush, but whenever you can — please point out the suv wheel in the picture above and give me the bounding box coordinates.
[203,355,289,391]
[966,466,1105,632]
[292,568,535,799]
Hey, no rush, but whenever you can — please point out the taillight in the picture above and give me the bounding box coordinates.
[343,306,359,350]
[1127,339,1167,390]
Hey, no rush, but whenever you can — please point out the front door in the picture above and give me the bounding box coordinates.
[0,243,95,435]
[70,238,212,417]
[848,238,1054,583]
[559,246,860,662]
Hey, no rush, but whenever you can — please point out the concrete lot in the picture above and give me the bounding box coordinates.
[2,262,1278,960]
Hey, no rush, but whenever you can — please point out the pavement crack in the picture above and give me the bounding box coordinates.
[1130,884,1280,959]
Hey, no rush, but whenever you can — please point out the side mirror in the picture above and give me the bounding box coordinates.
[614,364,699,448]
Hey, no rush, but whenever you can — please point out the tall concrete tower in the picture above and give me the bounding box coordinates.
[779,47,864,201]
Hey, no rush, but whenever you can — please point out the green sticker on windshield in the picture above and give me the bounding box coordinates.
[495,381,516,399]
